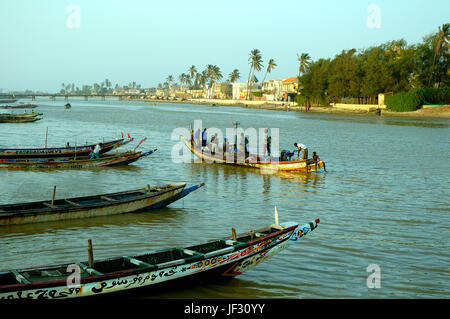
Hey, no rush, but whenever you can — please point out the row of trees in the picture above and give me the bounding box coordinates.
[296,24,449,106]
[159,50,278,98]
[60,80,143,95]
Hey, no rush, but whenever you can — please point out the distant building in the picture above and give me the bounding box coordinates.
[282,77,298,101]
[262,80,283,101]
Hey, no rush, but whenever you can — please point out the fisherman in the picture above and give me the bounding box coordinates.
[313,151,327,172]
[194,128,201,146]
[262,129,268,157]
[293,143,303,158]
[267,134,272,157]
[93,143,101,159]
[202,128,207,148]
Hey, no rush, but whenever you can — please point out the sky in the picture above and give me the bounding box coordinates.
[0,0,449,92]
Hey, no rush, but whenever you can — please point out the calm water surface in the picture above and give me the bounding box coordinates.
[0,98,448,298]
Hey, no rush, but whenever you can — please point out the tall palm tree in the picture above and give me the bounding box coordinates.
[188,65,197,87]
[205,65,222,98]
[262,58,277,84]
[297,53,311,93]
[297,53,311,77]
[229,69,240,83]
[166,76,174,91]
[247,49,263,99]
[430,24,449,87]
[435,23,449,57]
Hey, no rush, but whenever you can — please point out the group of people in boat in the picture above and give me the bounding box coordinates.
[189,128,326,170]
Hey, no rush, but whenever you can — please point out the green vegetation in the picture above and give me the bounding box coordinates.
[385,87,450,112]
[297,24,449,108]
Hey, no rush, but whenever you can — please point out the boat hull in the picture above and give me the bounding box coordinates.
[0,150,154,169]
[0,182,191,225]
[0,220,319,299]
[0,138,133,159]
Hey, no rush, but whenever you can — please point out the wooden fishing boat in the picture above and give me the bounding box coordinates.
[0,112,42,118]
[181,136,325,172]
[64,103,71,109]
[0,137,134,159]
[0,117,41,123]
[0,99,17,104]
[0,149,156,169]
[0,104,37,109]
[0,215,320,299]
[0,182,203,226]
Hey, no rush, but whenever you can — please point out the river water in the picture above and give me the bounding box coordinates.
[0,98,448,299]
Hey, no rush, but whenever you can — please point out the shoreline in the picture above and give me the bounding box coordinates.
[130,97,450,119]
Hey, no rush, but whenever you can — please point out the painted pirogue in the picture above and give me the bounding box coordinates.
[0,149,157,169]
[0,182,204,226]
[0,137,134,159]
[0,217,319,299]
[181,136,325,172]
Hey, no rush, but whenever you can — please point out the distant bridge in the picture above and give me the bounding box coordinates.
[0,93,143,101]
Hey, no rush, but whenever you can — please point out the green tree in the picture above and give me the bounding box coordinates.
[247,49,263,99]
[229,69,240,83]
[262,58,277,84]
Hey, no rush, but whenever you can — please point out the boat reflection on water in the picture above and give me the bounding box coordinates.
[186,161,326,198]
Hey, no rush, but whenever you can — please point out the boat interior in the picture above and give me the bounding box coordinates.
[0,226,283,287]
[0,184,184,214]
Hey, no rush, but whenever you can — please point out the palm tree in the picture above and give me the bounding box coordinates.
[205,65,222,98]
[297,53,311,93]
[188,65,197,87]
[435,23,449,57]
[247,49,263,99]
[430,24,449,87]
[297,53,311,77]
[229,69,240,83]
[262,58,277,84]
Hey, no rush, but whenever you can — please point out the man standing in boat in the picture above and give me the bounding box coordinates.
[93,143,102,159]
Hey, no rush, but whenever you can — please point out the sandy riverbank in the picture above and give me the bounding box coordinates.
[132,97,450,119]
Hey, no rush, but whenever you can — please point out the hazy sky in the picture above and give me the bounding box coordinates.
[0,0,448,92]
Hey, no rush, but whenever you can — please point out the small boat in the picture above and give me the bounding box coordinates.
[0,137,134,159]
[0,215,319,299]
[0,117,41,123]
[0,112,42,119]
[0,99,17,104]
[65,103,71,109]
[181,136,325,172]
[0,104,37,109]
[0,182,203,226]
[0,149,156,169]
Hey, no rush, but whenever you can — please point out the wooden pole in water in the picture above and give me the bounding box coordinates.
[88,239,94,268]
[45,127,48,148]
[232,228,237,241]
[274,206,279,226]
[51,186,56,206]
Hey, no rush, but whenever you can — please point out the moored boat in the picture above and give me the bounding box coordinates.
[181,136,325,172]
[0,104,37,109]
[0,137,134,159]
[0,117,41,123]
[0,112,42,118]
[0,182,203,226]
[0,216,319,299]
[0,149,156,169]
